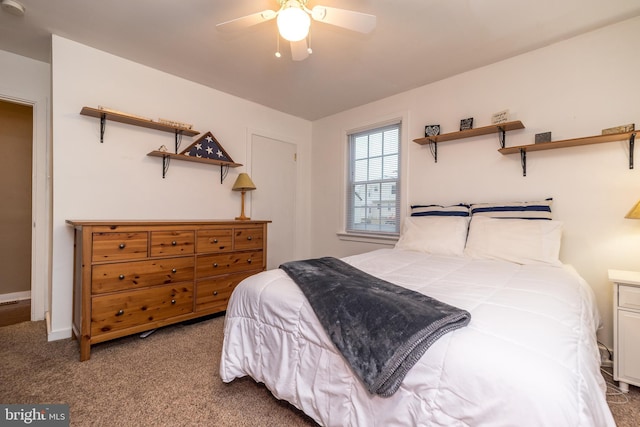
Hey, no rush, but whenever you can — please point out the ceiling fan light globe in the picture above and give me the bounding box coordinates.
[277,7,310,42]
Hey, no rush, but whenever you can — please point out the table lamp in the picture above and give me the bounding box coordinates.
[232,173,256,220]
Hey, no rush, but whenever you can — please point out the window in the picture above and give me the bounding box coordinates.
[346,123,401,235]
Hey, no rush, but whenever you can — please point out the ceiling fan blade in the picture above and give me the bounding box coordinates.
[311,6,376,33]
[290,39,309,61]
[216,10,277,32]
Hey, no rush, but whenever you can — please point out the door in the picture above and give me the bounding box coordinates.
[251,135,297,270]
[0,99,33,320]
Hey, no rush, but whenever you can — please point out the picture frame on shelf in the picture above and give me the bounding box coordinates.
[460,117,474,131]
[535,132,552,144]
[491,110,510,124]
[425,124,440,138]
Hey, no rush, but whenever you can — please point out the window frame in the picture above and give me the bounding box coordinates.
[344,122,402,238]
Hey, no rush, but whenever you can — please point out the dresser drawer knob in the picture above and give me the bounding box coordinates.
[118,274,125,280]
[171,299,176,305]
[213,263,218,268]
[172,268,177,273]
[213,238,218,243]
[247,258,252,264]
[213,291,218,296]
[247,236,252,241]
[171,240,177,246]
[116,309,124,316]
[119,243,126,249]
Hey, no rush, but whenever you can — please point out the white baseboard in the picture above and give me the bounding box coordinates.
[45,311,72,341]
[0,290,31,303]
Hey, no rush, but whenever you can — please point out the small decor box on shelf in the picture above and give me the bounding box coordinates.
[460,118,473,131]
[602,124,635,135]
[535,132,552,144]
[425,125,440,137]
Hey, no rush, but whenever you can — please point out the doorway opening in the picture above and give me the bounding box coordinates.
[0,99,33,326]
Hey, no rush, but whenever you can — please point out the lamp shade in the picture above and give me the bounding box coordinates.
[626,200,640,219]
[232,173,256,191]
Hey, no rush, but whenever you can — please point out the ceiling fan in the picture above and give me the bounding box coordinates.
[216,0,376,61]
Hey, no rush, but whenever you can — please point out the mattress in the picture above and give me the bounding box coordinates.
[220,248,615,426]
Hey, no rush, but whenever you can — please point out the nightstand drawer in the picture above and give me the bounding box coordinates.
[619,285,640,310]
[197,228,233,253]
[92,256,194,294]
[92,232,148,262]
[150,231,195,256]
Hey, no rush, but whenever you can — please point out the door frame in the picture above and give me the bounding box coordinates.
[0,92,50,321]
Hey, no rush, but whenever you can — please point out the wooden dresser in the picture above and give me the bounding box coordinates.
[66,220,269,361]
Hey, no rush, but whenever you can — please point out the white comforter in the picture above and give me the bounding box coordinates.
[220,249,615,426]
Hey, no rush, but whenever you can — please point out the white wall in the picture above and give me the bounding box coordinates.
[311,17,640,348]
[0,50,50,322]
[50,36,312,339]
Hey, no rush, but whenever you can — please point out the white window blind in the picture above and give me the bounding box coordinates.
[346,123,401,235]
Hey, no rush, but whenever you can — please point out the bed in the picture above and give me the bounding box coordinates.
[219,201,615,426]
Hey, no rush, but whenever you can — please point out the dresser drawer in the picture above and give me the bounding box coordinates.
[234,227,264,251]
[92,232,148,262]
[150,231,195,257]
[91,283,193,336]
[196,251,264,278]
[197,228,233,253]
[619,285,640,310]
[196,272,255,312]
[91,257,194,294]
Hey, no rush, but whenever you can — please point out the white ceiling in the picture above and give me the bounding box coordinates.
[2,0,639,121]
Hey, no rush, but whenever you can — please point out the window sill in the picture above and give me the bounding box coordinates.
[337,232,399,245]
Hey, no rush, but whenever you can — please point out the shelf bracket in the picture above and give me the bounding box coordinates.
[174,130,183,154]
[629,133,636,170]
[520,148,527,177]
[99,113,106,143]
[162,155,170,179]
[428,139,438,163]
[220,164,229,184]
[498,126,506,149]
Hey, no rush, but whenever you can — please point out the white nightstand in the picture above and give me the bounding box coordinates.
[609,269,640,393]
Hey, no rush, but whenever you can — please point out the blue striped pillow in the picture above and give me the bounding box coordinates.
[411,204,470,217]
[470,199,553,220]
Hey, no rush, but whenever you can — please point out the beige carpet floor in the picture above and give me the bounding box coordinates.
[0,316,637,426]
[0,316,316,426]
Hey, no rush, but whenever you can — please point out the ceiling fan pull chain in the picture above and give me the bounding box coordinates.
[275,30,282,58]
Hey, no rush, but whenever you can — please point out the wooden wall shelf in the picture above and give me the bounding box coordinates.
[498,131,637,154]
[413,120,525,145]
[147,151,242,181]
[499,131,636,176]
[81,106,244,183]
[147,151,242,167]
[80,106,200,144]
[413,120,525,162]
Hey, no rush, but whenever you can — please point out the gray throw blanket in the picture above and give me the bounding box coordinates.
[279,257,471,397]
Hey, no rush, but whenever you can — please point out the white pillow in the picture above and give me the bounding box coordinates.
[464,216,562,266]
[395,216,469,256]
